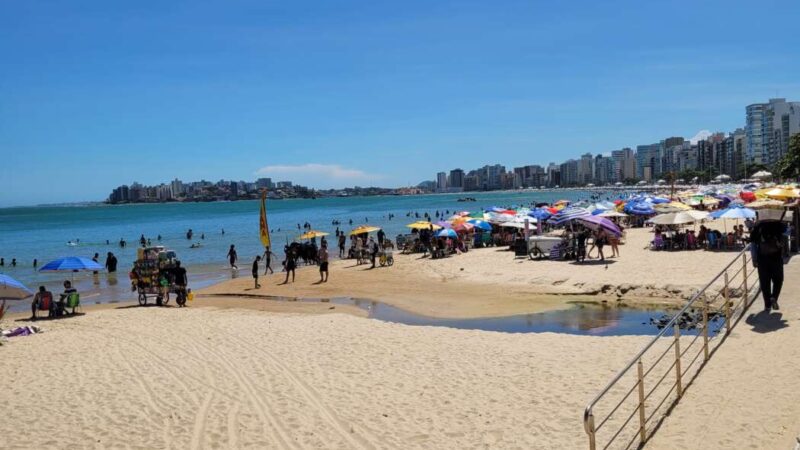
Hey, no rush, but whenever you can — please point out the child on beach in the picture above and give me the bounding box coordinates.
[227,245,238,269]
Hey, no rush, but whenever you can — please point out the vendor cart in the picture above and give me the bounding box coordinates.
[527,235,567,260]
[129,246,184,306]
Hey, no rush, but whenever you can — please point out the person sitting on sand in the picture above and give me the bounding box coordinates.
[30,286,53,320]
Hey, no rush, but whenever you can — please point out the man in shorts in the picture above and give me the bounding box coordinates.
[252,255,262,289]
[318,243,329,283]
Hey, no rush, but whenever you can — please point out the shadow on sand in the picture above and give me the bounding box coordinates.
[745,309,789,333]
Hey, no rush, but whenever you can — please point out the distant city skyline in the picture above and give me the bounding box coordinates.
[2,1,800,206]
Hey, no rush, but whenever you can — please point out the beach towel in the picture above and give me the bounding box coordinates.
[2,326,42,338]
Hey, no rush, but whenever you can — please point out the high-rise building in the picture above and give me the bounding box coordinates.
[635,144,660,181]
[170,178,184,197]
[546,163,560,187]
[559,159,579,186]
[256,178,273,189]
[436,172,448,191]
[611,148,636,182]
[448,169,465,189]
[578,153,594,185]
[747,98,800,165]
[594,155,614,185]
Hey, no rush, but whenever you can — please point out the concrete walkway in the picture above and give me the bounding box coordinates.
[646,256,800,449]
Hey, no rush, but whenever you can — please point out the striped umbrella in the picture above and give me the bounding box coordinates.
[576,216,622,237]
[548,207,591,226]
[435,228,458,238]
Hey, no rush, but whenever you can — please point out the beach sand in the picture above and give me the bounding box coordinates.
[202,225,749,318]
[0,306,651,449]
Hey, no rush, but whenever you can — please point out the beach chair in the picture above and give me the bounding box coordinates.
[38,292,53,318]
[652,235,664,250]
[66,293,81,314]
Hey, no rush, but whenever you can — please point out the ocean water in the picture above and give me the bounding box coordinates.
[0,189,616,313]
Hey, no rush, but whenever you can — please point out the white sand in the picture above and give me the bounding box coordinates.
[0,306,650,449]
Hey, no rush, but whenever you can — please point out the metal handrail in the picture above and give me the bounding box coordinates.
[584,245,759,449]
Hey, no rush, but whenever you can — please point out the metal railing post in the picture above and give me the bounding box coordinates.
[637,359,647,443]
[723,272,731,335]
[673,323,682,397]
[586,412,596,450]
[702,300,709,361]
[742,253,749,304]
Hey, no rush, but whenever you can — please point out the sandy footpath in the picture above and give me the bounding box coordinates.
[203,225,748,318]
[1,306,650,449]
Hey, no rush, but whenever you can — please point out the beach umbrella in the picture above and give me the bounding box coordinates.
[576,216,622,237]
[624,202,656,216]
[435,228,458,238]
[500,222,526,229]
[648,211,710,225]
[765,188,799,200]
[406,221,442,230]
[40,257,103,272]
[0,274,33,300]
[747,199,784,209]
[298,230,329,240]
[467,219,492,231]
[548,207,591,225]
[598,210,627,218]
[712,207,756,220]
[349,225,381,236]
[39,256,104,283]
[751,170,772,180]
[529,209,551,221]
[452,222,474,232]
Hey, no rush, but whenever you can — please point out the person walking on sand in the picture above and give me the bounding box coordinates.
[369,237,379,268]
[318,243,329,282]
[252,255,261,289]
[227,245,238,269]
[262,246,274,275]
[595,229,608,262]
[751,214,787,312]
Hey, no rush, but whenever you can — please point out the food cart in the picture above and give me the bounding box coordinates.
[129,246,184,306]
[527,235,569,260]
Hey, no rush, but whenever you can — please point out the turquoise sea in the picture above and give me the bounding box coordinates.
[0,189,613,312]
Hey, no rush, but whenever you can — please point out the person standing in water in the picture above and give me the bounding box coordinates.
[227,245,238,270]
[105,252,118,273]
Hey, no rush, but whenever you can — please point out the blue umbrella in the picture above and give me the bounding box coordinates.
[0,274,33,300]
[40,257,103,272]
[529,209,551,221]
[435,228,458,238]
[467,219,493,231]
[713,207,756,220]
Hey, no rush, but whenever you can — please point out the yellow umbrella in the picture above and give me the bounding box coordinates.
[765,188,799,199]
[406,221,442,230]
[349,225,381,235]
[747,199,785,209]
[298,230,329,240]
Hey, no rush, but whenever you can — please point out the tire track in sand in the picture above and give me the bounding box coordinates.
[189,392,215,450]
[189,334,297,449]
[205,322,377,450]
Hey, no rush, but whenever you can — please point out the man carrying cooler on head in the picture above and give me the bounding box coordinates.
[750,210,787,312]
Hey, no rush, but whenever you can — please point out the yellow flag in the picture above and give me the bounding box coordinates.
[259,190,271,248]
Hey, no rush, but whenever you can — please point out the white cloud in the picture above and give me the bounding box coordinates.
[689,129,713,144]
[255,163,377,187]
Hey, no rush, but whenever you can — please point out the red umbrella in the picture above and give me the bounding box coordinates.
[740,191,756,202]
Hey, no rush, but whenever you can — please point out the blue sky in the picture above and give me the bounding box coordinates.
[2,0,799,206]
